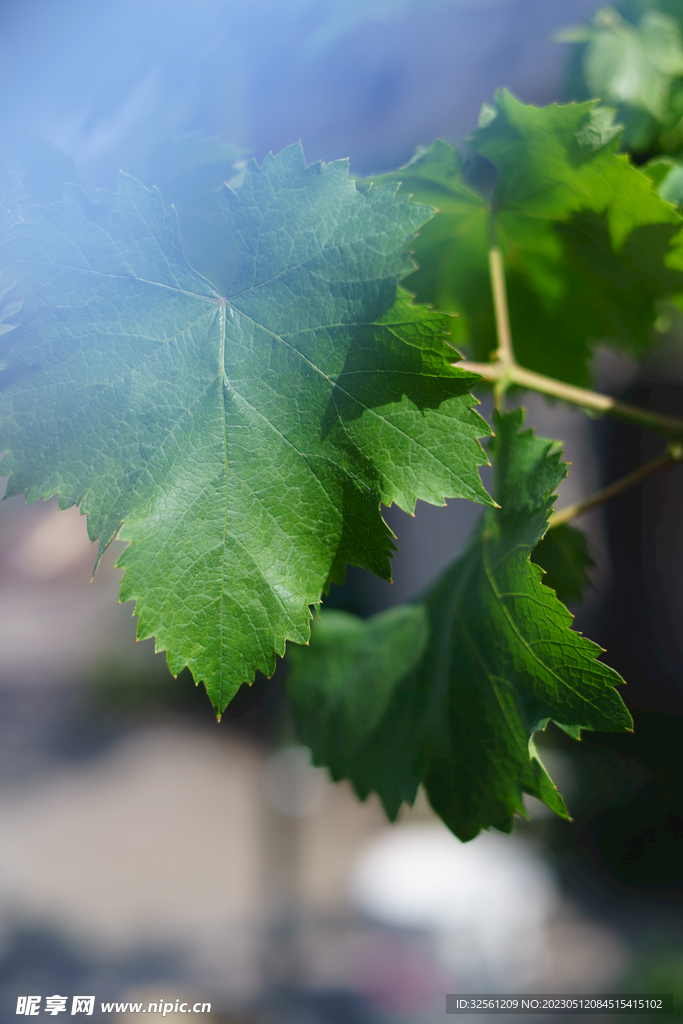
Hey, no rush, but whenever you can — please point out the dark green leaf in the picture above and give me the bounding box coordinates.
[288,409,631,841]
[365,94,683,386]
[0,144,492,712]
[531,522,594,606]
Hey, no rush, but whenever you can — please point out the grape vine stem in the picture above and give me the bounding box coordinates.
[489,247,514,365]
[457,359,683,440]
[463,244,683,439]
[461,244,683,522]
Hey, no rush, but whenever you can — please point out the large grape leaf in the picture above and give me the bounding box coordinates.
[287,409,632,841]
[0,144,493,712]
[366,93,683,386]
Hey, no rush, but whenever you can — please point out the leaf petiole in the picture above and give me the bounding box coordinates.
[487,246,516,412]
[488,246,515,367]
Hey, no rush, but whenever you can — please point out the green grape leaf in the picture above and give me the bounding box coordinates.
[0,144,493,713]
[287,409,631,841]
[531,522,594,606]
[365,93,683,386]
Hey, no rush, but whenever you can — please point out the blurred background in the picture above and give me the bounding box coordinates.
[0,0,682,1020]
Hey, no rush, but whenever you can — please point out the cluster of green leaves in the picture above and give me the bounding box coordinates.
[1,92,682,839]
[365,90,683,385]
[289,94,683,838]
[289,409,631,841]
[557,1,683,200]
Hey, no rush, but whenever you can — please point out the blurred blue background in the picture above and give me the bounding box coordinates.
[0,0,682,1021]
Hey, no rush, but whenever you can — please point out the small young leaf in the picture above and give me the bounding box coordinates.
[366,94,683,386]
[531,522,594,606]
[0,144,492,712]
[287,409,632,842]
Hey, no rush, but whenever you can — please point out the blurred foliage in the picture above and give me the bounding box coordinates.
[558,1,683,198]
[614,947,683,1020]
[88,653,288,742]
[88,657,203,717]
[364,95,683,386]
[0,134,81,207]
[145,133,244,292]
